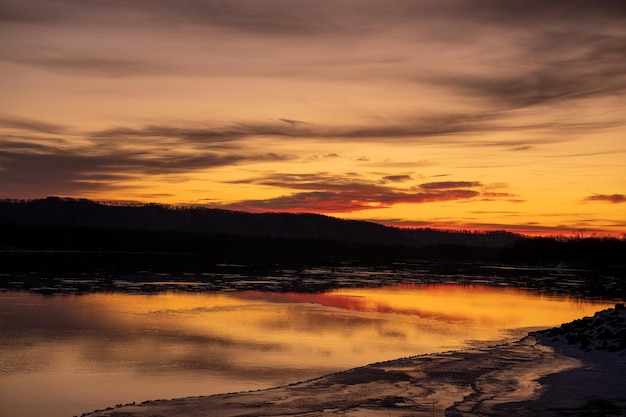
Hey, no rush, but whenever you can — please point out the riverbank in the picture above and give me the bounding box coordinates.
[81,306,626,417]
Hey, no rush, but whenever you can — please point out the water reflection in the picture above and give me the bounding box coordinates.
[0,285,617,417]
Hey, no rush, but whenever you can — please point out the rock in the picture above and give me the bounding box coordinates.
[533,306,626,353]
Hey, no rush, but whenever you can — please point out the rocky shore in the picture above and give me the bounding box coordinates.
[533,303,626,353]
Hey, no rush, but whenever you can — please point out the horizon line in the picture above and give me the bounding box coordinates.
[2,195,624,240]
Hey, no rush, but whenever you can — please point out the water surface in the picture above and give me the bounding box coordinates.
[0,285,616,417]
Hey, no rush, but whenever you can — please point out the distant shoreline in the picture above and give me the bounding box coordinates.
[2,198,625,270]
[2,259,625,300]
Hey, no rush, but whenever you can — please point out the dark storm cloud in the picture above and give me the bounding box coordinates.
[584,194,626,204]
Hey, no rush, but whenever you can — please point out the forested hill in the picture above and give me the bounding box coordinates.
[1,198,624,269]
[0,197,518,248]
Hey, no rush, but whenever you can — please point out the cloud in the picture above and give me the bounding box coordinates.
[1,112,518,210]
[280,118,307,126]
[0,1,402,36]
[0,115,68,135]
[0,138,64,152]
[228,172,373,192]
[481,192,515,198]
[15,56,178,78]
[382,175,412,183]
[217,173,510,213]
[3,0,625,110]
[584,194,626,204]
[218,188,482,213]
[91,125,247,148]
[0,126,292,198]
[436,49,626,111]
[5,114,522,200]
[4,1,624,34]
[418,181,482,190]
[88,115,561,147]
[409,2,626,115]
[5,0,623,119]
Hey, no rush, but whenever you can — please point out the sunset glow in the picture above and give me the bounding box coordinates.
[1,1,625,236]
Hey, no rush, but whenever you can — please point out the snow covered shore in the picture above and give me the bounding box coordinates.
[82,305,626,417]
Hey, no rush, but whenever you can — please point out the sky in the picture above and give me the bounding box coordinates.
[1,0,625,236]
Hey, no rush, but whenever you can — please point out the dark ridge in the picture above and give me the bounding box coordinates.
[0,197,624,274]
[0,196,422,246]
[0,196,520,248]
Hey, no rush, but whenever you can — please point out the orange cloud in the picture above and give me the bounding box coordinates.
[217,175,512,213]
[584,194,626,204]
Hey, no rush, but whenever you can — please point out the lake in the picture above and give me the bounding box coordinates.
[0,284,618,417]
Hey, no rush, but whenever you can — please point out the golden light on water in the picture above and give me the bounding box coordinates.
[328,285,601,328]
[0,286,618,417]
[75,285,615,368]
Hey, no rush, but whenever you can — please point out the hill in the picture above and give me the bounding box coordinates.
[0,197,624,273]
[0,197,518,248]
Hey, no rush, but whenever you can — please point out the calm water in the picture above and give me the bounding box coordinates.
[0,285,617,417]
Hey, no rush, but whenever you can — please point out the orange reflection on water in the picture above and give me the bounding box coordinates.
[80,286,616,365]
[329,284,606,328]
[239,284,610,329]
[74,286,616,368]
[0,286,617,417]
